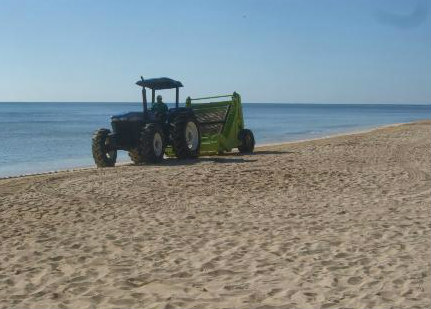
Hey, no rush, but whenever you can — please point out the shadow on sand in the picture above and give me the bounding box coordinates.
[127,150,295,168]
[132,150,295,166]
[160,156,257,166]
[253,150,296,155]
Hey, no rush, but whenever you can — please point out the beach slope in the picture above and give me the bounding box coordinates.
[0,121,430,308]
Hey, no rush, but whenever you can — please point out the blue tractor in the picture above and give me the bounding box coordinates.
[92,77,200,167]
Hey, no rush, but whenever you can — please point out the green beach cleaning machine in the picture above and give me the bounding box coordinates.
[92,77,255,167]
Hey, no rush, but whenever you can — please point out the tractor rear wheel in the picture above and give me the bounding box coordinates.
[129,124,166,164]
[172,115,200,159]
[238,129,255,153]
[92,128,117,167]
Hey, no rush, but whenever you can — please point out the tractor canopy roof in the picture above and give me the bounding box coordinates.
[136,77,183,90]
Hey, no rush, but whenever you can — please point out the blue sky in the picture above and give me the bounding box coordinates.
[0,0,429,103]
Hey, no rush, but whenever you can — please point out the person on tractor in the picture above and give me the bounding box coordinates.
[151,95,168,121]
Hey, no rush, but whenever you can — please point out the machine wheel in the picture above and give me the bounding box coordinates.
[129,124,166,164]
[92,128,117,167]
[238,129,255,153]
[172,115,201,159]
[128,148,142,164]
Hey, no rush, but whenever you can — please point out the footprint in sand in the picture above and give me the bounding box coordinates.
[334,252,349,258]
[200,262,215,273]
[347,276,362,285]
[126,274,152,287]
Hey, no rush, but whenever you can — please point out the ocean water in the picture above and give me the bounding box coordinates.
[0,103,429,177]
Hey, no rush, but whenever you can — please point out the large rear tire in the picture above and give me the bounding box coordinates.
[129,124,166,164]
[172,115,200,159]
[238,129,255,153]
[92,128,117,167]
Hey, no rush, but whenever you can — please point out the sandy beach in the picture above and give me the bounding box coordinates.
[0,120,430,309]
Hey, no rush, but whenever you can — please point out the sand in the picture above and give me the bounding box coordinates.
[0,121,430,309]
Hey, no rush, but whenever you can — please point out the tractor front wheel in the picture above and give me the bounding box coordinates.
[238,129,255,154]
[172,116,200,159]
[92,128,117,167]
[129,124,166,164]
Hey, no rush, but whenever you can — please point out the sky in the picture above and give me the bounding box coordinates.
[0,0,430,104]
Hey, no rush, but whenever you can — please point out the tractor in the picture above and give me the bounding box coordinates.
[92,77,255,167]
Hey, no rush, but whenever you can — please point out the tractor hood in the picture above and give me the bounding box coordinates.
[111,112,144,122]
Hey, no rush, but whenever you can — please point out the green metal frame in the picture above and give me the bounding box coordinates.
[186,92,244,154]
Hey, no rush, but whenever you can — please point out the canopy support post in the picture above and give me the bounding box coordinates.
[142,88,148,117]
